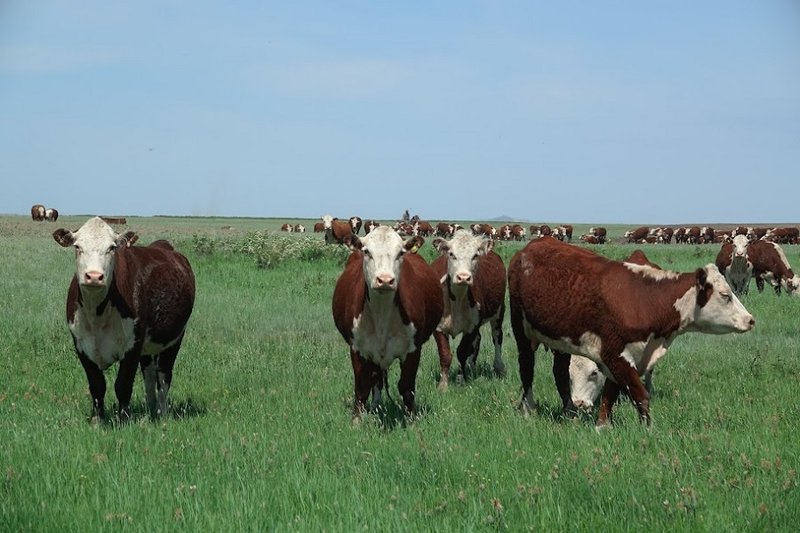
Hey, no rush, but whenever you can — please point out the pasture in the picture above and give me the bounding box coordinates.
[2,215,799,531]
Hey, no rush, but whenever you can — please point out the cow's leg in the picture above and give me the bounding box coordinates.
[153,335,184,418]
[398,349,422,417]
[434,331,453,391]
[600,352,650,426]
[510,303,537,414]
[456,328,481,382]
[114,353,140,421]
[78,352,106,421]
[490,305,506,377]
[350,350,373,421]
[552,350,575,415]
[596,381,620,427]
[140,355,158,417]
[755,275,765,293]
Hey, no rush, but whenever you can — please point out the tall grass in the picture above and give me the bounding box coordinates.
[1,216,798,531]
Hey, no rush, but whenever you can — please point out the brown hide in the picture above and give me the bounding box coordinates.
[747,240,794,293]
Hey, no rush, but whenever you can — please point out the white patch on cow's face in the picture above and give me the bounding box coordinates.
[569,356,606,410]
[440,230,491,287]
[623,263,680,280]
[70,217,122,292]
[360,226,406,292]
[322,215,334,230]
[732,235,749,258]
[677,265,755,334]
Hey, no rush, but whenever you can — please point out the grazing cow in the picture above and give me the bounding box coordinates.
[431,230,506,389]
[559,224,573,242]
[31,204,46,221]
[53,217,195,421]
[322,215,354,244]
[332,226,443,420]
[413,220,434,237]
[580,235,602,244]
[364,220,380,235]
[510,224,526,241]
[280,223,294,232]
[715,235,752,296]
[747,240,800,295]
[673,227,687,244]
[568,250,661,410]
[748,227,769,241]
[435,222,454,238]
[508,237,754,426]
[100,217,127,225]
[349,216,363,235]
[313,222,325,233]
[45,208,59,222]
[764,227,799,245]
[294,224,305,233]
[626,226,649,243]
[686,226,702,244]
[582,227,606,244]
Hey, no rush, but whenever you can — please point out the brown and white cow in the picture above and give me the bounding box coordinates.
[31,204,46,221]
[280,223,294,232]
[364,219,380,235]
[715,234,752,296]
[294,224,305,233]
[322,215,354,244]
[508,237,754,426]
[53,217,195,421]
[313,221,325,233]
[349,216,363,235]
[331,226,443,420]
[45,208,59,222]
[435,222,454,238]
[747,240,800,295]
[431,230,506,389]
[625,226,649,243]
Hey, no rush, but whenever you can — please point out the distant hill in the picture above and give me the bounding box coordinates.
[489,215,525,222]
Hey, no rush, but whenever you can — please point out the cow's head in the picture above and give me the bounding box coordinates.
[347,226,422,292]
[321,215,334,230]
[53,217,136,291]
[433,230,493,287]
[732,234,749,259]
[569,356,606,412]
[688,265,755,334]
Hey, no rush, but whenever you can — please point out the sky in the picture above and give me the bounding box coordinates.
[1,1,798,224]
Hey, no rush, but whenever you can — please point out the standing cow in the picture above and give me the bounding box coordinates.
[31,204,46,221]
[45,208,59,222]
[747,240,800,295]
[332,226,443,421]
[431,230,506,389]
[53,217,195,421]
[715,235,752,296]
[322,215,354,244]
[508,237,754,426]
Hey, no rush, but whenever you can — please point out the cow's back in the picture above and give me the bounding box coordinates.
[398,253,444,344]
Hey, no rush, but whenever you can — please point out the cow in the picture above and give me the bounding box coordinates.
[764,227,799,245]
[510,224,526,241]
[715,235,752,296]
[508,237,754,427]
[686,226,702,244]
[568,250,661,410]
[673,227,687,244]
[413,220,434,237]
[331,226,443,421]
[349,216,363,235]
[313,222,325,233]
[322,215,354,244]
[431,230,506,390]
[582,227,606,244]
[294,224,305,233]
[626,226,649,243]
[52,217,195,422]
[31,204,46,221]
[45,208,59,222]
[280,223,294,232]
[364,220,380,235]
[100,217,127,225]
[747,240,800,295]
[559,224,573,242]
[435,222,454,238]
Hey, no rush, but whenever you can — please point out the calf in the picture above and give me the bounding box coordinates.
[715,234,752,296]
[508,237,754,426]
[53,217,195,421]
[332,226,443,420]
[747,240,800,295]
[322,215,354,244]
[431,230,506,389]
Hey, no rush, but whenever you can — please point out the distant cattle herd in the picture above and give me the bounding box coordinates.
[30,204,58,222]
[39,210,797,428]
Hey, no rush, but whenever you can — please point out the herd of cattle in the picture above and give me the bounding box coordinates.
[623,225,800,245]
[30,204,59,222]
[52,214,800,428]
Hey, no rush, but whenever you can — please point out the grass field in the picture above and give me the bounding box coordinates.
[2,215,799,531]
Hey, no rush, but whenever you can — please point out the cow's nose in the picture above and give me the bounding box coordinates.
[455,273,472,284]
[376,274,395,289]
[84,271,105,286]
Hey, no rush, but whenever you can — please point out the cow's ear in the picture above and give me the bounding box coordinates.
[405,236,424,254]
[481,239,494,254]
[343,233,362,252]
[695,268,712,306]
[432,238,449,255]
[116,231,138,248]
[52,229,74,247]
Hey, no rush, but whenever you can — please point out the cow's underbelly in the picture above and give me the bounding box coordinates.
[438,291,480,337]
[351,303,417,370]
[70,305,136,371]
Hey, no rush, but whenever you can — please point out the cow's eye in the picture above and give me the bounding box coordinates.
[721,292,732,302]
[107,244,117,254]
[74,245,82,255]
[449,252,455,259]
[362,248,370,257]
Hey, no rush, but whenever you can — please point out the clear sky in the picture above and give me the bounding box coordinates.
[2,1,798,224]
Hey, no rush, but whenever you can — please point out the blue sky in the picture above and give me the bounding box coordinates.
[1,1,798,223]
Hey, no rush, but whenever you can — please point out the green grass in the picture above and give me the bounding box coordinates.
[2,215,799,531]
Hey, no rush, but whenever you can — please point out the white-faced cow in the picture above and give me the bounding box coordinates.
[715,235,752,296]
[280,223,294,232]
[430,230,506,389]
[53,217,196,422]
[747,240,800,295]
[364,220,380,235]
[322,215,354,244]
[45,208,59,222]
[508,237,754,427]
[331,226,443,421]
[349,216,363,235]
[294,224,305,233]
[31,204,46,221]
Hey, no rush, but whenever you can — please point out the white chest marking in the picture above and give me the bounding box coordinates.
[69,304,136,370]
[351,296,417,370]
[438,285,480,337]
